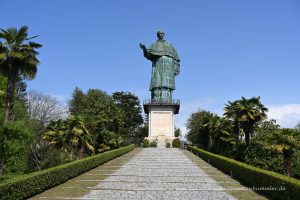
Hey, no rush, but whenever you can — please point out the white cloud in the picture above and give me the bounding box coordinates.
[267,104,300,128]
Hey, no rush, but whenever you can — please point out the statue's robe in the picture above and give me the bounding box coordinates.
[144,39,180,102]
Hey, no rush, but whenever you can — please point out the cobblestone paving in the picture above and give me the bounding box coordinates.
[81,148,236,200]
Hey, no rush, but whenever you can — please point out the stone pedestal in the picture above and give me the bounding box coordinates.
[143,100,180,144]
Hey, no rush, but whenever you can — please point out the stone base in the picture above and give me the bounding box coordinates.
[143,100,180,148]
[147,105,178,137]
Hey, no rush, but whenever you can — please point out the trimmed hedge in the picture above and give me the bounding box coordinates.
[149,141,157,147]
[143,139,149,148]
[187,145,300,200]
[172,138,181,148]
[0,144,134,200]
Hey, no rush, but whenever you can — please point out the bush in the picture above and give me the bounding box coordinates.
[245,141,284,174]
[143,139,149,148]
[0,144,134,200]
[166,142,171,148]
[172,138,181,148]
[188,145,300,200]
[149,141,157,147]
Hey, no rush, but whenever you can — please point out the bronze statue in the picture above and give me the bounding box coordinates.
[140,31,180,102]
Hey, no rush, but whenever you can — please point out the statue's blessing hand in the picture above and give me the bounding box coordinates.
[139,43,146,50]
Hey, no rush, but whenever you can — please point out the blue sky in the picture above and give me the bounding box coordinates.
[1,0,300,133]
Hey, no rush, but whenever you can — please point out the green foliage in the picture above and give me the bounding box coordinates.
[166,142,171,148]
[293,151,300,179]
[186,110,214,150]
[0,26,42,175]
[186,110,235,153]
[28,145,61,171]
[68,87,85,116]
[68,88,124,134]
[133,123,148,144]
[64,115,94,158]
[43,116,95,159]
[172,138,181,148]
[95,130,124,153]
[224,96,268,146]
[174,128,181,137]
[0,144,134,200]
[205,116,235,154]
[149,141,157,147]
[112,91,143,139]
[245,120,284,173]
[188,146,300,200]
[245,141,284,173]
[0,26,42,79]
[3,120,35,174]
[143,139,149,148]
[265,128,300,176]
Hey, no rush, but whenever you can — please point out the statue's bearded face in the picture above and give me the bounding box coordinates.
[157,32,165,40]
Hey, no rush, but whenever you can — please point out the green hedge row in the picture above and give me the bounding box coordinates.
[0,144,135,200]
[187,145,300,200]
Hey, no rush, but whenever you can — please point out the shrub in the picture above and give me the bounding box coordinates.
[166,142,171,148]
[172,138,181,148]
[0,144,134,200]
[143,139,149,148]
[245,141,284,174]
[149,141,157,147]
[188,145,300,200]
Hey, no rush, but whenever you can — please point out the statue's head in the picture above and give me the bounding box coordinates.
[157,30,165,40]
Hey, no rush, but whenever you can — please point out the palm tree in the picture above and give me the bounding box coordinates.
[224,97,268,146]
[0,26,42,175]
[267,128,300,177]
[43,120,67,151]
[224,100,240,143]
[205,116,235,153]
[237,97,268,146]
[65,115,94,159]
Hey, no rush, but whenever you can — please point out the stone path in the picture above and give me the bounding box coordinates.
[31,148,267,200]
[81,148,235,200]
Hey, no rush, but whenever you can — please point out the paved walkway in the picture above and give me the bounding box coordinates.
[32,148,267,200]
[81,148,235,200]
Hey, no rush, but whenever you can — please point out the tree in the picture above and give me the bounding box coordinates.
[186,110,214,150]
[112,91,143,139]
[174,127,181,137]
[0,26,42,175]
[205,116,235,154]
[238,97,268,146]
[266,128,300,177]
[65,115,94,159]
[3,120,35,174]
[43,116,94,160]
[68,87,85,116]
[294,121,300,133]
[224,97,268,146]
[245,120,284,173]
[224,100,240,143]
[42,119,67,152]
[27,90,66,126]
[68,88,124,134]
